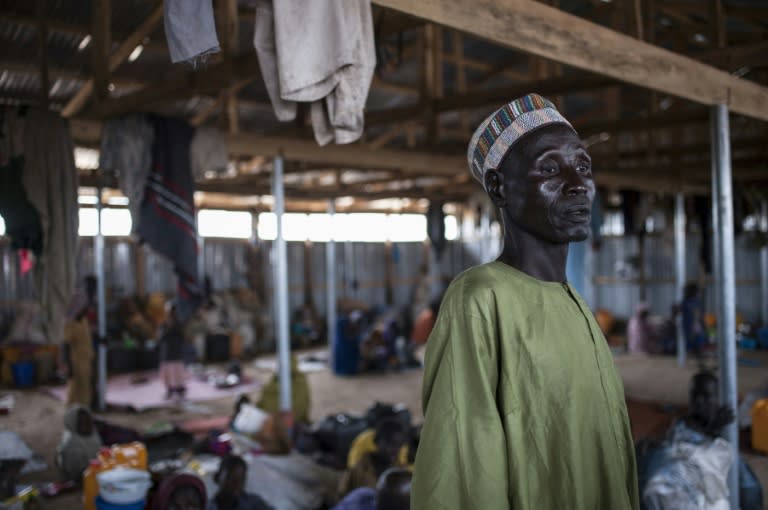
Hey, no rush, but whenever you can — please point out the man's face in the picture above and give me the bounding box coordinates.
[492,125,595,243]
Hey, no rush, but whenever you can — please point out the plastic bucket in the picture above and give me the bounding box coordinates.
[11,361,35,388]
[95,496,145,510]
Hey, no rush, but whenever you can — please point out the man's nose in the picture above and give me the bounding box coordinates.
[563,167,588,196]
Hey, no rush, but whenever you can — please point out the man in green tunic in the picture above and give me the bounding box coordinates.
[412,94,639,509]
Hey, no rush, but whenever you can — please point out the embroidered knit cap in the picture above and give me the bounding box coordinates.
[467,93,575,186]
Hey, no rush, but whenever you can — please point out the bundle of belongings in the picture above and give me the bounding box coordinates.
[636,371,763,510]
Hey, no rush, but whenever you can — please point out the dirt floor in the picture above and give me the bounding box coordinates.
[6,350,768,509]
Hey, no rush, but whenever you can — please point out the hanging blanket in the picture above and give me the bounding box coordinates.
[21,108,79,344]
[138,117,201,322]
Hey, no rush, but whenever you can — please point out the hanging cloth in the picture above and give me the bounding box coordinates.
[253,0,376,145]
[99,115,154,232]
[137,116,201,322]
[163,0,220,64]
[21,108,79,344]
[0,108,43,254]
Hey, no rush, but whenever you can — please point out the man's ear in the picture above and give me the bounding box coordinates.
[484,169,506,208]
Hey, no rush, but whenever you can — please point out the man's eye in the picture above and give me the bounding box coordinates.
[540,164,557,174]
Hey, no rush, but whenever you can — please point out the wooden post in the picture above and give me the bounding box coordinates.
[452,31,469,136]
[91,0,111,108]
[711,0,726,49]
[633,0,644,40]
[217,0,240,132]
[422,24,438,144]
[36,0,49,109]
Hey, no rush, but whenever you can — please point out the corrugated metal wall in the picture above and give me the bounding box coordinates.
[0,238,474,312]
[2,231,762,322]
[592,234,763,320]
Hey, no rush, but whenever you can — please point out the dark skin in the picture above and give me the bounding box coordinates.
[484,124,594,282]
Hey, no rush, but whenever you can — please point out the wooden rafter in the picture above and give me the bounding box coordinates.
[63,2,163,117]
[226,133,466,176]
[99,53,261,117]
[371,0,768,121]
[367,73,615,125]
[35,0,49,109]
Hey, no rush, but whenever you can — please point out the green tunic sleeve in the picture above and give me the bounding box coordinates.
[412,277,509,510]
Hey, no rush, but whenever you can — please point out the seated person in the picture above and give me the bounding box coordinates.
[55,404,102,481]
[638,371,763,510]
[150,473,207,510]
[257,355,310,425]
[338,419,408,499]
[333,468,412,510]
[208,455,274,510]
[347,429,409,470]
[230,396,291,455]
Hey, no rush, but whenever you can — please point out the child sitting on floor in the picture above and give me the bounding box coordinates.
[208,455,274,510]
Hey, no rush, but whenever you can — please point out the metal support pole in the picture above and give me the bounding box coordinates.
[272,156,292,413]
[710,118,723,339]
[711,103,739,510]
[761,200,768,326]
[674,193,687,367]
[326,199,337,372]
[95,186,107,411]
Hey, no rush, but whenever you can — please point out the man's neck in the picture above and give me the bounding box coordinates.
[496,220,569,283]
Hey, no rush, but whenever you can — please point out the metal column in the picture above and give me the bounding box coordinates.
[711,104,739,510]
[674,193,686,367]
[326,199,337,372]
[272,156,292,412]
[761,200,768,326]
[95,185,107,411]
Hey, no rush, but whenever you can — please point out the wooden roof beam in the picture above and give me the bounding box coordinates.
[372,0,768,121]
[226,133,466,175]
[63,2,163,117]
[98,53,261,117]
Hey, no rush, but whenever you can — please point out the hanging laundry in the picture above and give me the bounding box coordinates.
[21,108,79,344]
[99,115,154,232]
[138,117,201,323]
[190,126,229,180]
[163,0,220,64]
[253,0,376,145]
[0,108,43,254]
[18,250,33,275]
